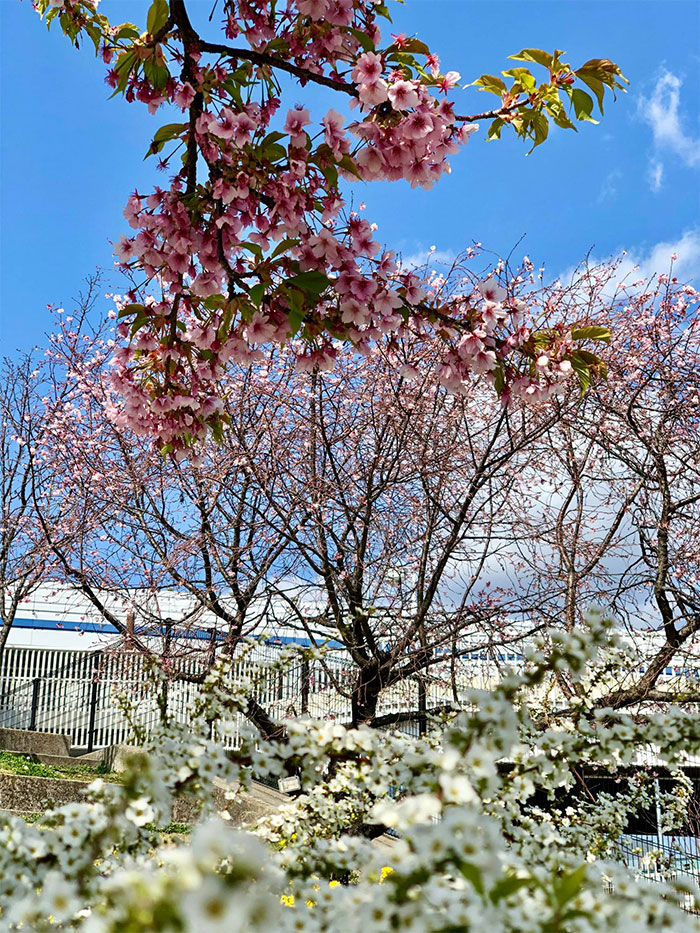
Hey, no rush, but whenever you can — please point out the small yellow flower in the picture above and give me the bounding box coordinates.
[329,880,340,888]
[281,894,295,907]
[380,866,393,882]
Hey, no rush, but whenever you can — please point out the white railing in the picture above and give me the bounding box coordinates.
[0,644,496,750]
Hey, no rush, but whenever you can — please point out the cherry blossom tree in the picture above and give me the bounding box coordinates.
[36,0,626,450]
[234,335,559,726]
[32,305,300,671]
[502,262,700,710]
[26,273,557,731]
[0,342,82,657]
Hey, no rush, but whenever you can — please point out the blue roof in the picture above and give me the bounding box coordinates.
[9,617,344,649]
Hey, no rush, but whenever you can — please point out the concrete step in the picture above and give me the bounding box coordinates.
[20,752,104,770]
[0,773,100,812]
[0,727,71,758]
[0,808,38,820]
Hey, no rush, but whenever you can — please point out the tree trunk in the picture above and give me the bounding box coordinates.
[351,661,387,728]
[0,618,13,658]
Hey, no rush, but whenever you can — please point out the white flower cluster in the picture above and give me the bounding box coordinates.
[1,612,699,930]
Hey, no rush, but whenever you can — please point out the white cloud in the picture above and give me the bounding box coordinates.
[556,228,700,293]
[597,169,622,203]
[648,159,664,192]
[399,246,458,271]
[616,228,700,284]
[641,70,700,188]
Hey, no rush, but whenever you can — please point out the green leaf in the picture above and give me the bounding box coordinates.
[216,305,234,341]
[239,242,263,259]
[249,283,266,307]
[339,154,362,179]
[115,23,141,40]
[202,294,227,310]
[117,303,145,319]
[572,326,611,343]
[373,2,392,22]
[576,58,629,88]
[458,862,485,897]
[571,88,598,123]
[575,74,606,113]
[487,118,505,141]
[261,131,287,147]
[349,27,375,53]
[146,121,186,157]
[501,67,536,91]
[85,22,102,54]
[112,51,137,95]
[493,365,505,396]
[473,74,507,95]
[387,37,430,56]
[509,48,554,69]
[146,0,169,35]
[570,353,592,394]
[261,142,287,163]
[270,237,299,259]
[527,112,549,152]
[571,349,601,365]
[286,270,332,299]
[144,58,170,91]
[287,306,306,336]
[547,99,577,131]
[210,420,225,444]
[489,875,530,904]
[130,312,150,336]
[554,864,587,907]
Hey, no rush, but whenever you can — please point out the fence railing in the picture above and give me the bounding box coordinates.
[0,644,481,751]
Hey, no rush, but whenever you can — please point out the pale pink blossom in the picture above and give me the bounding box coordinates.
[351,52,383,86]
[284,107,311,145]
[358,80,389,108]
[297,0,329,18]
[173,82,196,110]
[438,71,461,93]
[246,313,278,344]
[388,80,420,111]
[478,279,507,304]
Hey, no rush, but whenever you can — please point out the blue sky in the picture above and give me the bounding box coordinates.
[1,0,699,354]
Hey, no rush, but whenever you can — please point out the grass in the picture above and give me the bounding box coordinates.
[0,750,123,783]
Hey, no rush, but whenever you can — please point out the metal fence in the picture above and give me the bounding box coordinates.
[0,644,469,751]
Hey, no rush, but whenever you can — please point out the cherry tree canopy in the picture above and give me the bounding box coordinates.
[38,0,626,452]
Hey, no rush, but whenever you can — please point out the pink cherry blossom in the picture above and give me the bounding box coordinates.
[478,279,507,304]
[388,80,420,111]
[284,107,311,145]
[351,51,383,85]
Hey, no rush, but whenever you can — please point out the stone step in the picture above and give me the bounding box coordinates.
[0,727,71,758]
[20,752,104,770]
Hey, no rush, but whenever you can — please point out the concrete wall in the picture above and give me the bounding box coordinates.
[0,771,284,827]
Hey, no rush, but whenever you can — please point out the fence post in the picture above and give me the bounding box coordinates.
[86,652,101,753]
[417,676,427,736]
[301,659,310,715]
[29,678,41,731]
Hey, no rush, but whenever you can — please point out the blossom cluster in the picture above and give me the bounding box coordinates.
[36,0,623,451]
[1,612,700,930]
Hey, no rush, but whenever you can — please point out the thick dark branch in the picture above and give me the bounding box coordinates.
[198,41,357,95]
[368,704,455,730]
[170,0,203,193]
[245,695,288,742]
